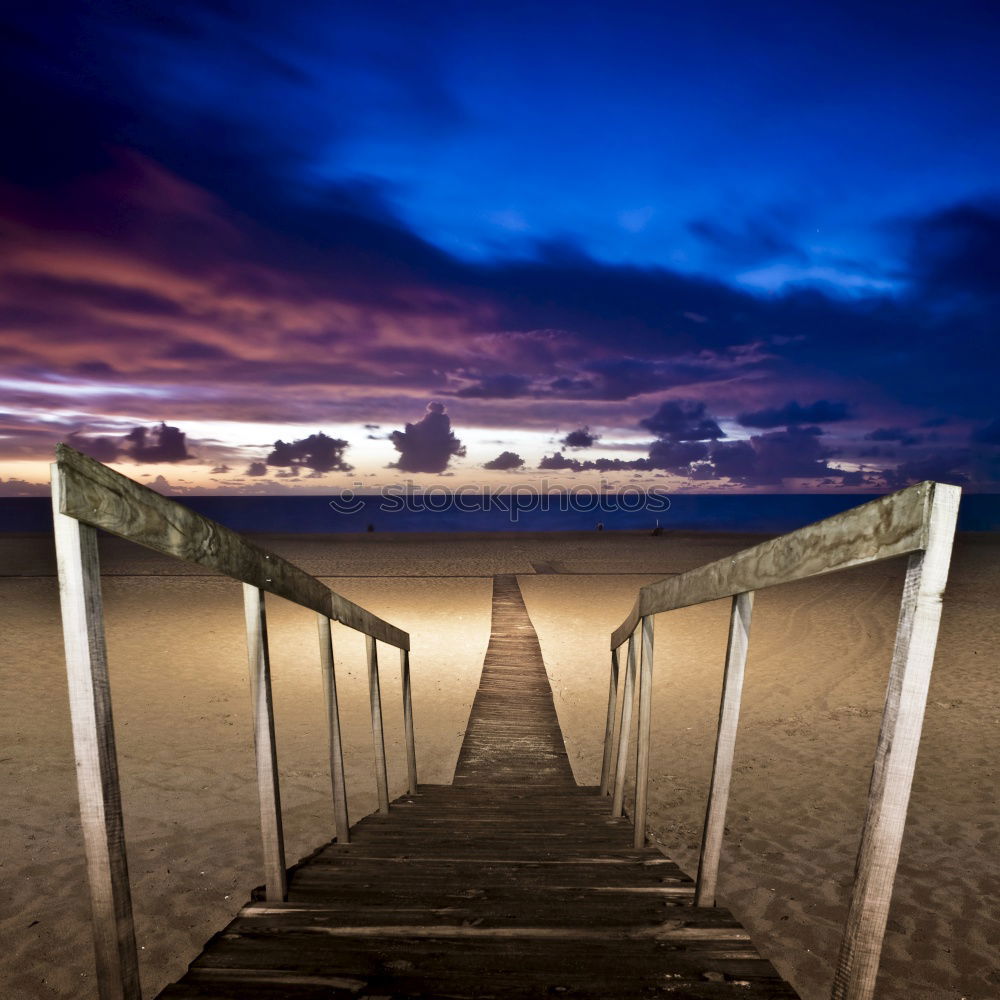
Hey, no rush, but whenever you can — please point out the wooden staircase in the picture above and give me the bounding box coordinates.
[157,576,798,999]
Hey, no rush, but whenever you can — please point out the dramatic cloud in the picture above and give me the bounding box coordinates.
[561,427,599,449]
[390,402,466,474]
[123,423,192,463]
[640,401,725,442]
[483,450,525,470]
[648,439,710,473]
[245,462,268,477]
[738,400,851,428]
[0,5,998,491]
[266,432,352,474]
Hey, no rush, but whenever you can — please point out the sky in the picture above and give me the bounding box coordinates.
[1,0,998,495]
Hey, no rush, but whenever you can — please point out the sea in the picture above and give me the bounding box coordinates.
[3,492,999,534]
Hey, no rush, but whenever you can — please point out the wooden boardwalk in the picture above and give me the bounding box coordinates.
[157,575,798,999]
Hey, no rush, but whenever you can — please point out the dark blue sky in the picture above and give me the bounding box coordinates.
[0,0,998,491]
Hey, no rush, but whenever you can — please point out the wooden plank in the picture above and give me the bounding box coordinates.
[598,646,620,796]
[365,635,390,814]
[633,615,654,849]
[611,631,636,818]
[54,444,409,649]
[50,466,141,1000]
[316,614,350,844]
[612,481,938,647]
[832,483,960,1000]
[399,648,418,794]
[243,585,287,901]
[696,591,754,907]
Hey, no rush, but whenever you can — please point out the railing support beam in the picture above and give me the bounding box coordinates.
[400,648,418,794]
[243,584,287,902]
[696,591,754,906]
[51,489,141,1000]
[366,635,390,814]
[633,615,654,848]
[316,614,350,843]
[832,487,960,1000]
[599,646,621,796]
[611,632,637,818]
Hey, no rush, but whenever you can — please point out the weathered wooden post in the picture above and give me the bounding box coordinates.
[832,484,960,1000]
[316,614,350,843]
[611,631,637,818]
[51,465,141,1000]
[696,591,754,906]
[366,635,390,814]
[599,646,621,796]
[400,648,418,794]
[242,584,287,902]
[633,615,654,848]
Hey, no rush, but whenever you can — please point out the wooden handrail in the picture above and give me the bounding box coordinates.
[601,479,961,1000]
[54,443,409,649]
[50,449,418,1000]
[610,481,938,649]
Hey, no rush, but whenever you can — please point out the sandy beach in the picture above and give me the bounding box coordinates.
[1,530,997,999]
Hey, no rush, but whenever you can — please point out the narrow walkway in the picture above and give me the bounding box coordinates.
[158,576,798,999]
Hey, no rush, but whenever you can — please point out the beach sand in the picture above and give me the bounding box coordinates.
[1,530,997,999]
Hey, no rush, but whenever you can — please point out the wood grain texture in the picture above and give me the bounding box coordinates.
[156,574,799,999]
[316,614,350,844]
[696,591,754,907]
[599,647,620,796]
[54,444,409,649]
[243,585,288,902]
[632,615,654,849]
[612,481,938,648]
[832,483,961,1000]
[399,648,418,794]
[51,467,141,1000]
[453,576,574,786]
[365,635,390,814]
[611,631,637,818]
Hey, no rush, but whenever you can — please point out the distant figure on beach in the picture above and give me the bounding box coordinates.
[651,520,663,536]
[596,521,604,531]
[367,523,375,532]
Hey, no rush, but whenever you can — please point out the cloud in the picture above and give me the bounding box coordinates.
[561,427,599,448]
[738,400,850,428]
[971,419,1000,445]
[687,210,807,269]
[210,464,231,474]
[640,400,724,441]
[903,200,1000,302]
[266,432,352,473]
[389,402,466,473]
[149,474,174,494]
[0,477,50,496]
[883,452,970,488]
[648,439,710,472]
[696,427,839,485]
[66,431,122,463]
[538,451,578,471]
[245,461,268,476]
[122,422,192,462]
[454,374,532,398]
[865,427,922,446]
[537,452,651,473]
[483,450,525,470]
